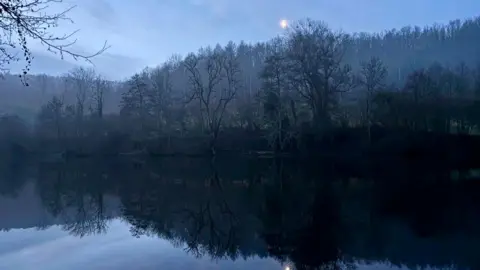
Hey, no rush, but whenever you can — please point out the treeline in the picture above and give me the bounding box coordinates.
[3,17,480,156]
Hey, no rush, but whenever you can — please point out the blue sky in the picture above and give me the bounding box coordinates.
[15,0,480,80]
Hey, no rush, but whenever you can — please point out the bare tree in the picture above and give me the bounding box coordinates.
[358,57,387,141]
[286,19,355,130]
[146,65,172,132]
[0,0,109,81]
[260,37,294,151]
[184,45,240,154]
[404,70,435,131]
[37,73,48,105]
[184,49,223,132]
[37,95,64,139]
[90,74,109,119]
[120,72,150,139]
[67,67,95,136]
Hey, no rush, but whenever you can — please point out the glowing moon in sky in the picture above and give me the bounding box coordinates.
[280,19,288,29]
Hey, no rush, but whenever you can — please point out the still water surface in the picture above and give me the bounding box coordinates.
[0,158,478,270]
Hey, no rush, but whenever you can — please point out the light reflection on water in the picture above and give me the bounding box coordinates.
[0,219,281,270]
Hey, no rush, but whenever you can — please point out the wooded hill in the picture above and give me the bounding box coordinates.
[2,16,480,159]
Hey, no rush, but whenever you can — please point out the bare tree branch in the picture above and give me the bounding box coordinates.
[0,0,109,83]
[184,45,239,154]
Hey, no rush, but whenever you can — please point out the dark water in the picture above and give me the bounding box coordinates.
[0,157,479,270]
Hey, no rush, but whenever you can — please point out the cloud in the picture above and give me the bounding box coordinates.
[81,0,117,25]
[0,220,282,270]
[88,52,147,80]
[189,0,229,17]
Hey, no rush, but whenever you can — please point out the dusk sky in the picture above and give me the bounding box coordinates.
[15,0,480,80]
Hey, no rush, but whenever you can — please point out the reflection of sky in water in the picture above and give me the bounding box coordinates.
[0,219,408,270]
[0,219,280,270]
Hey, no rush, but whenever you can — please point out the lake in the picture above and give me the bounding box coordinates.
[0,157,478,270]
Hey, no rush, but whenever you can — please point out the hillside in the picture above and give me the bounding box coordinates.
[1,16,479,118]
[1,16,480,159]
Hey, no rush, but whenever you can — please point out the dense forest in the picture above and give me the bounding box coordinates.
[2,17,480,159]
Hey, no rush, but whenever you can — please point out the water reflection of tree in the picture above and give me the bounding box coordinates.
[36,160,113,236]
[360,166,480,270]
[0,158,29,197]
[61,194,107,237]
[29,157,480,270]
[259,159,355,270]
[374,167,480,238]
[120,162,247,260]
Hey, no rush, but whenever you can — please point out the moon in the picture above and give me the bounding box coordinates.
[280,19,288,29]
